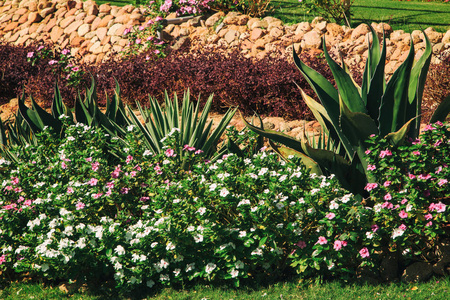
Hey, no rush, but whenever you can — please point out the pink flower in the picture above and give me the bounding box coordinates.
[165,148,176,157]
[126,155,133,164]
[364,183,378,191]
[11,177,19,185]
[383,181,391,187]
[139,25,145,31]
[379,149,392,158]
[61,162,67,169]
[296,240,307,249]
[317,236,327,245]
[129,171,137,178]
[27,52,34,58]
[438,179,448,186]
[92,193,103,199]
[76,202,85,210]
[412,151,420,155]
[408,173,416,179]
[24,199,32,206]
[430,202,446,213]
[67,187,74,194]
[86,157,92,162]
[0,254,6,265]
[382,202,394,209]
[325,212,335,220]
[367,164,376,171]
[88,178,98,186]
[418,174,431,180]
[195,149,203,155]
[71,66,80,72]
[365,149,371,154]
[422,124,435,132]
[384,193,392,201]
[399,224,407,231]
[61,49,70,55]
[154,49,160,54]
[333,240,343,251]
[401,198,408,205]
[135,38,142,44]
[49,60,58,65]
[134,164,141,171]
[120,187,129,194]
[155,16,163,22]
[92,162,100,171]
[140,196,150,202]
[424,213,433,220]
[426,221,433,227]
[105,189,112,196]
[106,181,115,189]
[399,210,408,219]
[359,247,370,258]
[371,224,379,232]
[435,166,443,174]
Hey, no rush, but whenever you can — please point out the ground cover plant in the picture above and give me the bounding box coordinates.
[0,115,449,293]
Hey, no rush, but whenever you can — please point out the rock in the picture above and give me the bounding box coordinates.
[250,20,269,30]
[3,21,19,32]
[96,27,108,41]
[107,23,122,36]
[50,26,64,43]
[411,30,423,44]
[269,27,283,39]
[64,20,83,35]
[99,3,111,14]
[432,43,444,54]
[77,24,90,37]
[84,15,96,24]
[249,28,264,41]
[171,36,190,51]
[442,30,450,44]
[59,15,76,29]
[380,254,399,282]
[351,23,370,40]
[223,11,241,25]
[424,27,443,44]
[302,30,322,49]
[402,262,433,283]
[205,11,225,27]
[326,23,344,37]
[315,21,327,33]
[295,22,311,35]
[224,30,240,44]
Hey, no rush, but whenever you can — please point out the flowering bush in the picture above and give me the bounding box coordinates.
[146,0,215,16]
[362,121,450,265]
[1,121,449,290]
[0,120,374,289]
[26,46,85,88]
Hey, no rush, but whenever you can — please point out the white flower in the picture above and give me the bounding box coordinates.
[329,201,339,210]
[310,188,320,195]
[276,202,285,210]
[279,175,287,182]
[244,158,251,165]
[127,125,135,132]
[391,228,405,239]
[209,183,217,191]
[406,204,413,212]
[374,203,382,213]
[197,207,207,215]
[185,263,195,272]
[258,168,268,176]
[194,234,204,243]
[143,150,153,156]
[76,238,86,249]
[276,223,284,228]
[238,199,251,206]
[238,231,246,238]
[151,242,158,248]
[220,188,229,197]
[366,232,374,239]
[187,226,195,232]
[251,206,258,212]
[114,245,126,255]
[160,274,170,281]
[166,242,175,250]
[251,248,263,256]
[235,260,244,269]
[341,194,353,203]
[159,259,169,269]
[205,263,217,274]
[230,269,239,278]
[173,268,181,277]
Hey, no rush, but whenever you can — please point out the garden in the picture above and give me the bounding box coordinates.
[0,0,450,299]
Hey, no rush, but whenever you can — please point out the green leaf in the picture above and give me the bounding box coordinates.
[323,37,366,113]
[430,94,450,124]
[384,117,415,146]
[379,38,415,136]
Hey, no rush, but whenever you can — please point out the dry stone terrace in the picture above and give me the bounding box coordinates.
[0,0,449,70]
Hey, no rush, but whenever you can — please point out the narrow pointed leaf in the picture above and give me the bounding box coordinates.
[430,94,450,124]
[270,140,323,175]
[384,117,415,146]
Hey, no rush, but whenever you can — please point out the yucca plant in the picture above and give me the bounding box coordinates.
[243,26,450,196]
[126,90,237,166]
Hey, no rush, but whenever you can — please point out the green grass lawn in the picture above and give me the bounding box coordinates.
[1,277,449,299]
[271,0,450,32]
[94,0,450,33]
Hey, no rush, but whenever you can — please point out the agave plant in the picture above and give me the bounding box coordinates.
[126,90,237,166]
[243,26,450,196]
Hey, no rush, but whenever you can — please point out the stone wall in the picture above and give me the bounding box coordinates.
[0,0,449,71]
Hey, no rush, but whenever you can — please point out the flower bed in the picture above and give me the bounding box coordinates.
[0,118,448,290]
